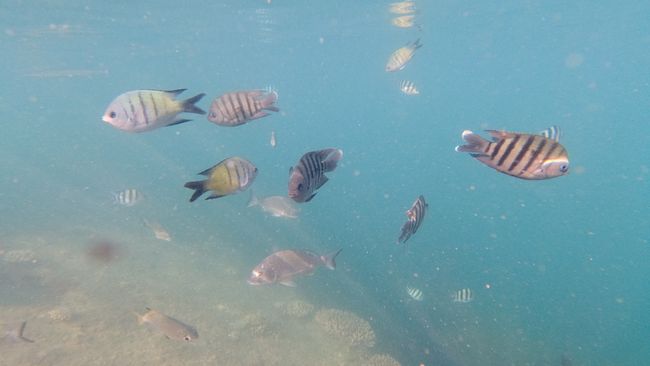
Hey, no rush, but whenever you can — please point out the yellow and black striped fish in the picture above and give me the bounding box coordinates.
[397,195,427,244]
[102,89,206,133]
[184,157,258,202]
[385,39,422,72]
[452,288,473,303]
[207,89,279,126]
[455,126,569,180]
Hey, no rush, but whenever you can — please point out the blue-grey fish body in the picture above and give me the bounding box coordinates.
[102,89,205,133]
[136,308,198,342]
[248,249,342,287]
[207,89,279,126]
[398,195,427,244]
[288,148,343,203]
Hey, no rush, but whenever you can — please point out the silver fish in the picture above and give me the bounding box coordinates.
[248,248,342,287]
[397,195,427,244]
[136,307,198,342]
[207,89,279,126]
[455,126,569,180]
[288,148,343,203]
[143,219,171,241]
[406,286,423,301]
[247,191,299,219]
[102,89,206,133]
[452,288,473,303]
[3,321,34,343]
[112,188,144,207]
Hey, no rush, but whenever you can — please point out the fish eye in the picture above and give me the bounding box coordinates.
[109,111,117,118]
[560,164,569,173]
[297,183,303,191]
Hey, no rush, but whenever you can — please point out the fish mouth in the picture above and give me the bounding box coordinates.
[101,115,111,123]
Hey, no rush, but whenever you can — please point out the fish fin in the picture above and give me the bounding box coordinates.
[247,190,259,207]
[539,125,561,142]
[455,130,490,156]
[305,192,317,202]
[321,248,343,270]
[279,280,297,287]
[264,106,280,112]
[184,180,207,202]
[163,88,187,96]
[321,148,344,172]
[198,158,230,176]
[6,321,34,343]
[206,194,226,200]
[413,38,423,49]
[485,129,517,141]
[167,118,192,127]
[250,111,270,120]
[181,93,206,115]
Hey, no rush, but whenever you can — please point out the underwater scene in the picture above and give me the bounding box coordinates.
[1,1,649,365]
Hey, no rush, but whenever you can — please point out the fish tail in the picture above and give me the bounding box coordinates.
[262,88,279,111]
[413,38,423,49]
[184,180,207,202]
[322,148,344,172]
[321,248,342,270]
[181,93,206,115]
[247,190,259,207]
[455,130,489,157]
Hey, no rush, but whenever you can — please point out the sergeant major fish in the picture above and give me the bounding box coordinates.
[184,157,258,202]
[406,286,423,301]
[102,89,206,133]
[399,80,419,95]
[112,188,144,207]
[452,288,473,303]
[397,195,427,244]
[288,148,343,203]
[207,89,279,126]
[248,248,342,287]
[247,191,299,219]
[386,39,422,72]
[136,307,198,342]
[455,126,569,180]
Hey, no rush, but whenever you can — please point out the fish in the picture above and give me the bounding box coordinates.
[184,157,258,202]
[391,15,416,28]
[288,148,343,203]
[385,39,422,72]
[389,1,416,14]
[248,248,342,287]
[143,219,172,241]
[3,321,34,343]
[270,130,277,148]
[452,288,473,303]
[136,307,198,342]
[207,88,279,126]
[406,286,423,301]
[397,195,427,244]
[112,188,144,207]
[247,191,300,219]
[102,89,206,133]
[455,126,569,180]
[399,80,419,95]
[86,240,123,262]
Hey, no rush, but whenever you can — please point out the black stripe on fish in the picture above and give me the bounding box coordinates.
[233,93,246,123]
[128,97,136,123]
[497,134,520,167]
[223,95,237,123]
[490,139,505,160]
[541,141,559,163]
[138,92,149,125]
[508,135,535,172]
[522,137,546,173]
[149,92,159,120]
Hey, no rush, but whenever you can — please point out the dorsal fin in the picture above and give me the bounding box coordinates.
[485,129,518,142]
[540,125,561,142]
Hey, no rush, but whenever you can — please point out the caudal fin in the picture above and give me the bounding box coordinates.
[247,190,259,207]
[321,148,344,172]
[261,89,279,111]
[184,180,207,202]
[321,248,343,270]
[455,130,489,156]
[182,93,206,115]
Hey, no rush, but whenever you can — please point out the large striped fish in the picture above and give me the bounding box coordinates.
[102,89,206,133]
[385,39,422,72]
[207,89,279,126]
[455,126,569,180]
[398,195,427,244]
[288,148,343,203]
[184,157,257,202]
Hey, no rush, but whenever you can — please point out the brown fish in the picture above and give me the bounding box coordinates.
[248,249,342,287]
[207,89,279,126]
[136,308,198,342]
[455,126,569,180]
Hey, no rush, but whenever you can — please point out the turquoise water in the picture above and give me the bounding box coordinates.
[1,1,649,365]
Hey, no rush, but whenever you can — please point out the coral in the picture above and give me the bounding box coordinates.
[47,307,72,321]
[361,354,401,366]
[3,249,36,263]
[282,300,314,318]
[314,308,376,347]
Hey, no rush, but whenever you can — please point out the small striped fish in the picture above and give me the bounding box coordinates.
[112,188,144,207]
[406,286,423,301]
[389,1,416,15]
[288,148,343,203]
[386,39,422,72]
[184,157,258,202]
[452,288,473,303]
[397,195,427,244]
[399,80,419,95]
[391,15,416,28]
[102,89,206,133]
[207,89,279,126]
[455,126,569,180]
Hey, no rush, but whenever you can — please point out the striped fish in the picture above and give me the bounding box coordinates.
[455,126,569,180]
[207,89,279,126]
[389,1,416,15]
[385,39,422,72]
[399,80,419,95]
[102,89,206,133]
[452,288,473,303]
[391,15,416,28]
[112,188,144,207]
[397,195,427,244]
[184,157,258,202]
[406,286,423,301]
[288,148,343,203]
